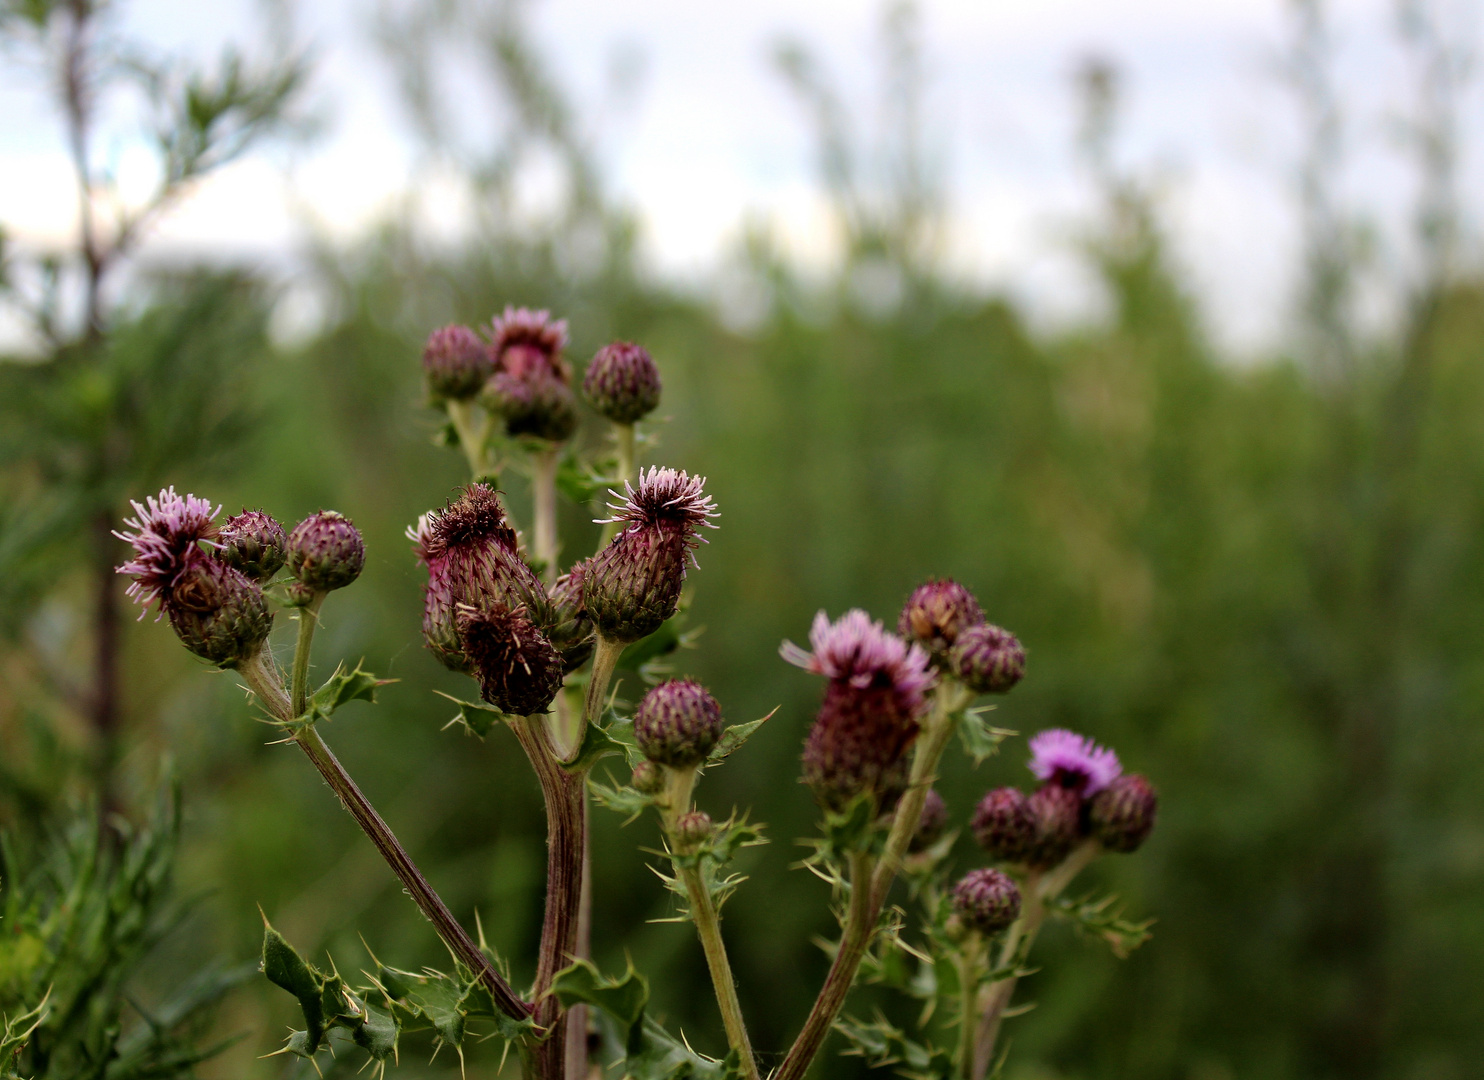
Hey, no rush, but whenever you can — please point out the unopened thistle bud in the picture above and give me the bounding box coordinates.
[585,468,718,643]
[782,609,935,810]
[216,510,287,582]
[950,622,1025,694]
[165,551,274,667]
[456,605,563,716]
[423,324,495,402]
[951,868,1022,935]
[898,579,983,662]
[1027,784,1084,868]
[1088,774,1157,853]
[286,511,365,594]
[972,787,1039,864]
[635,679,724,768]
[583,341,661,425]
[548,559,595,673]
[909,789,949,852]
[631,760,664,795]
[411,485,552,673]
[673,809,713,853]
[1026,728,1121,795]
[483,307,576,442]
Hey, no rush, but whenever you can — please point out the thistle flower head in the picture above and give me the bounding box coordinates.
[165,551,273,668]
[115,487,221,615]
[418,483,519,561]
[482,368,579,442]
[455,604,563,716]
[286,511,365,594]
[1089,774,1158,853]
[1026,783,1084,868]
[950,622,1026,694]
[951,868,1022,935]
[781,609,934,709]
[635,679,724,768]
[673,810,714,853]
[584,341,662,425]
[217,510,287,582]
[584,468,717,644]
[1027,728,1121,795]
[490,306,570,380]
[972,786,1039,864]
[547,559,595,672]
[898,579,983,659]
[909,789,949,852]
[423,324,496,401]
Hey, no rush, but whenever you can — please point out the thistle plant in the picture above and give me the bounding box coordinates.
[115,308,1159,1080]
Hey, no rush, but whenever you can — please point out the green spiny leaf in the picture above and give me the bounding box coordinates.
[707,707,779,765]
[307,660,392,720]
[1047,892,1154,958]
[260,922,327,1052]
[434,690,509,738]
[561,719,629,774]
[957,707,1012,766]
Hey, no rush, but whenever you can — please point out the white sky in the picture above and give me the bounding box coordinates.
[2,0,1480,353]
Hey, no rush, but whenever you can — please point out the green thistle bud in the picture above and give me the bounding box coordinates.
[673,809,713,853]
[166,552,274,668]
[631,760,664,795]
[972,787,1038,864]
[1027,784,1083,868]
[455,605,564,716]
[583,341,662,425]
[216,510,287,582]
[949,622,1025,694]
[286,511,365,593]
[635,679,724,768]
[951,868,1021,934]
[1088,774,1157,853]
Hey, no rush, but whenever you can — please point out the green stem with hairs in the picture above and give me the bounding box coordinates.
[447,399,494,479]
[584,637,625,728]
[532,446,560,586]
[289,592,325,717]
[956,935,984,1080]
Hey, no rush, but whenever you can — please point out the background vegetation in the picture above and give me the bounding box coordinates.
[3,2,1483,1079]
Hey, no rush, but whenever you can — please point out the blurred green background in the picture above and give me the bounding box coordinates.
[4,2,1484,1079]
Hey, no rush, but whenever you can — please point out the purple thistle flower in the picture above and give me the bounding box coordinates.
[781,609,935,709]
[596,467,718,552]
[482,308,575,441]
[456,603,564,716]
[1027,728,1122,795]
[115,487,221,616]
[490,306,570,369]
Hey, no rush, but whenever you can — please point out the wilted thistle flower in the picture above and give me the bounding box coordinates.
[411,485,552,673]
[583,341,661,425]
[115,487,221,613]
[673,809,714,853]
[483,307,577,442]
[423,324,495,402]
[972,787,1039,864]
[950,622,1025,694]
[951,868,1022,934]
[635,679,724,768]
[1026,728,1121,795]
[455,604,564,715]
[286,511,365,594]
[547,559,595,673]
[898,579,983,661]
[1088,774,1158,853]
[115,489,271,667]
[908,789,949,852]
[584,467,718,643]
[216,510,287,582]
[782,609,935,810]
[1026,784,1084,868]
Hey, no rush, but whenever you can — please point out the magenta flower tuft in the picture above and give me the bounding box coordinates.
[115,487,221,615]
[781,609,935,708]
[483,307,576,442]
[490,306,569,370]
[596,467,718,543]
[1027,728,1122,795]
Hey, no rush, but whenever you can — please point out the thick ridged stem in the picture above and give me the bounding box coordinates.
[512,714,587,1080]
[774,684,965,1080]
[969,842,1099,1080]
[235,651,534,1028]
[289,592,325,717]
[447,399,493,479]
[956,935,984,1080]
[584,637,624,728]
[533,447,560,586]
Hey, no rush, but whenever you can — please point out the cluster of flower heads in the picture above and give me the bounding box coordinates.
[422,307,663,442]
[971,729,1157,868]
[115,491,364,670]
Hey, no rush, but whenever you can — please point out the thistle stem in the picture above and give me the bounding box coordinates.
[447,400,493,479]
[774,683,966,1080]
[584,637,625,728]
[290,593,325,717]
[969,842,1099,1080]
[235,651,534,1027]
[956,936,984,1080]
[533,446,560,586]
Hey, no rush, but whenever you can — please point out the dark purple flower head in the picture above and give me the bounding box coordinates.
[898,579,983,660]
[951,623,1025,694]
[165,551,274,668]
[1026,784,1084,868]
[972,787,1039,864]
[547,559,595,673]
[490,306,570,380]
[423,324,496,401]
[952,868,1022,935]
[1027,728,1121,795]
[785,610,935,810]
[217,510,287,582]
[482,368,578,442]
[1089,774,1158,853]
[115,488,221,615]
[635,679,725,768]
[584,468,718,644]
[411,485,551,672]
[908,789,949,852]
[584,341,662,425]
[455,604,563,716]
[286,511,365,593]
